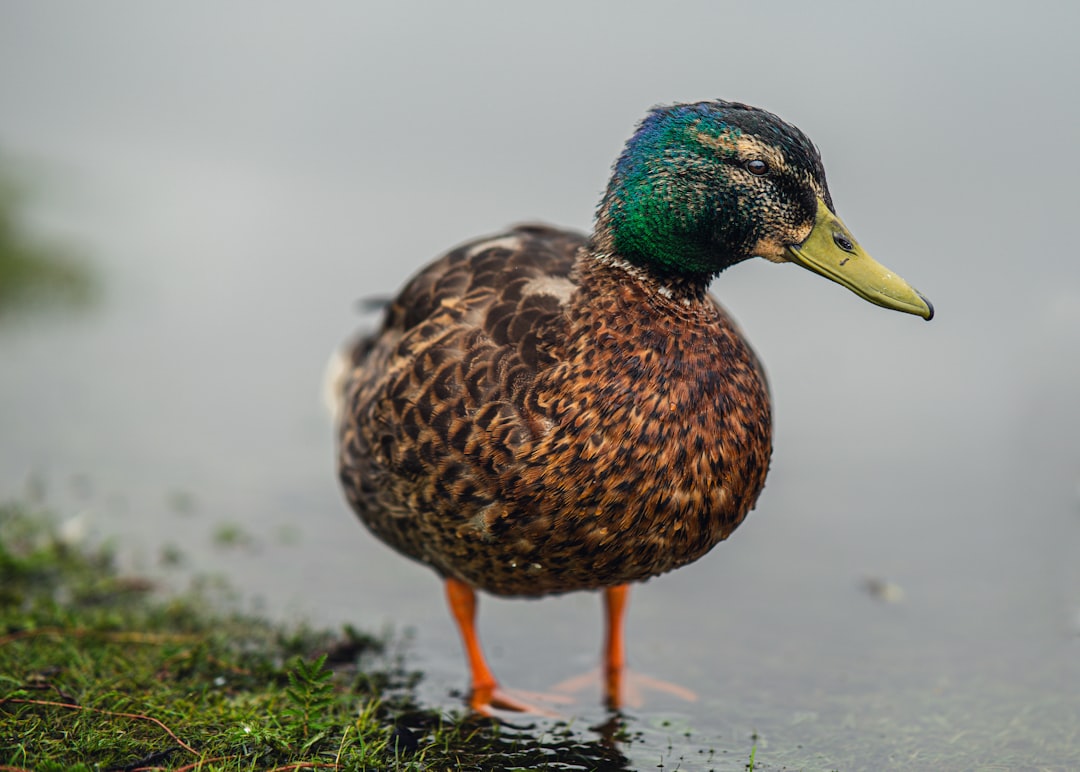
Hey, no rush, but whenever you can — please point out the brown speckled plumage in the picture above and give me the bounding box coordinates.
[338,223,771,598]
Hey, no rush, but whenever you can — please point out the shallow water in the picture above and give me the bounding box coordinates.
[2,3,1079,769]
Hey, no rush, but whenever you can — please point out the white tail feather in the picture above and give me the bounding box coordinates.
[322,346,351,428]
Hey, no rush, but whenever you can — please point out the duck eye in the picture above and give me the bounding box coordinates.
[745,159,769,176]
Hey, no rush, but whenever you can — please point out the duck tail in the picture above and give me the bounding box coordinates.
[322,345,352,427]
[325,295,390,425]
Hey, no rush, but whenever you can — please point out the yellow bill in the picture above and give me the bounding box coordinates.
[786,198,933,320]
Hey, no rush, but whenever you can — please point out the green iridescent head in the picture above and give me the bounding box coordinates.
[598,100,932,319]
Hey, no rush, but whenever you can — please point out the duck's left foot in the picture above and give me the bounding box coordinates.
[552,666,698,711]
[467,683,573,717]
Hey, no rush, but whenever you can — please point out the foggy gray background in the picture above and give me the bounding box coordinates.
[2,2,1078,769]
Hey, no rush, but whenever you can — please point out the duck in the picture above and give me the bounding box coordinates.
[336,99,932,715]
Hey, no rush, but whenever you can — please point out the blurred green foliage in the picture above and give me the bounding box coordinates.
[0,156,96,314]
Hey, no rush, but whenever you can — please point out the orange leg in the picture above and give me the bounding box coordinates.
[602,584,630,710]
[444,577,551,715]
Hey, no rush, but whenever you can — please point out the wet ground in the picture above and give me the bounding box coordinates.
[2,3,1079,769]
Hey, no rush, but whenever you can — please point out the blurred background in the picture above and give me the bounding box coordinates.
[1,2,1078,768]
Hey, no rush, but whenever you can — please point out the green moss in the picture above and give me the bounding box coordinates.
[0,501,638,770]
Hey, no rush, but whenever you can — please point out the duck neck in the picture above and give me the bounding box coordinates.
[580,250,711,308]
[584,219,713,308]
[587,199,721,304]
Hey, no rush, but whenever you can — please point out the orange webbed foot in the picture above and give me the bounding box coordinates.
[466,682,573,718]
[552,666,698,711]
[551,584,698,711]
[446,578,573,718]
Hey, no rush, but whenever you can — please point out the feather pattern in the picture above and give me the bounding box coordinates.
[338,222,771,597]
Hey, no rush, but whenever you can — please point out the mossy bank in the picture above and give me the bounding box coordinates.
[0,500,648,771]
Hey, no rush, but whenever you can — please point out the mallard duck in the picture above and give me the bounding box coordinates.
[336,100,932,714]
